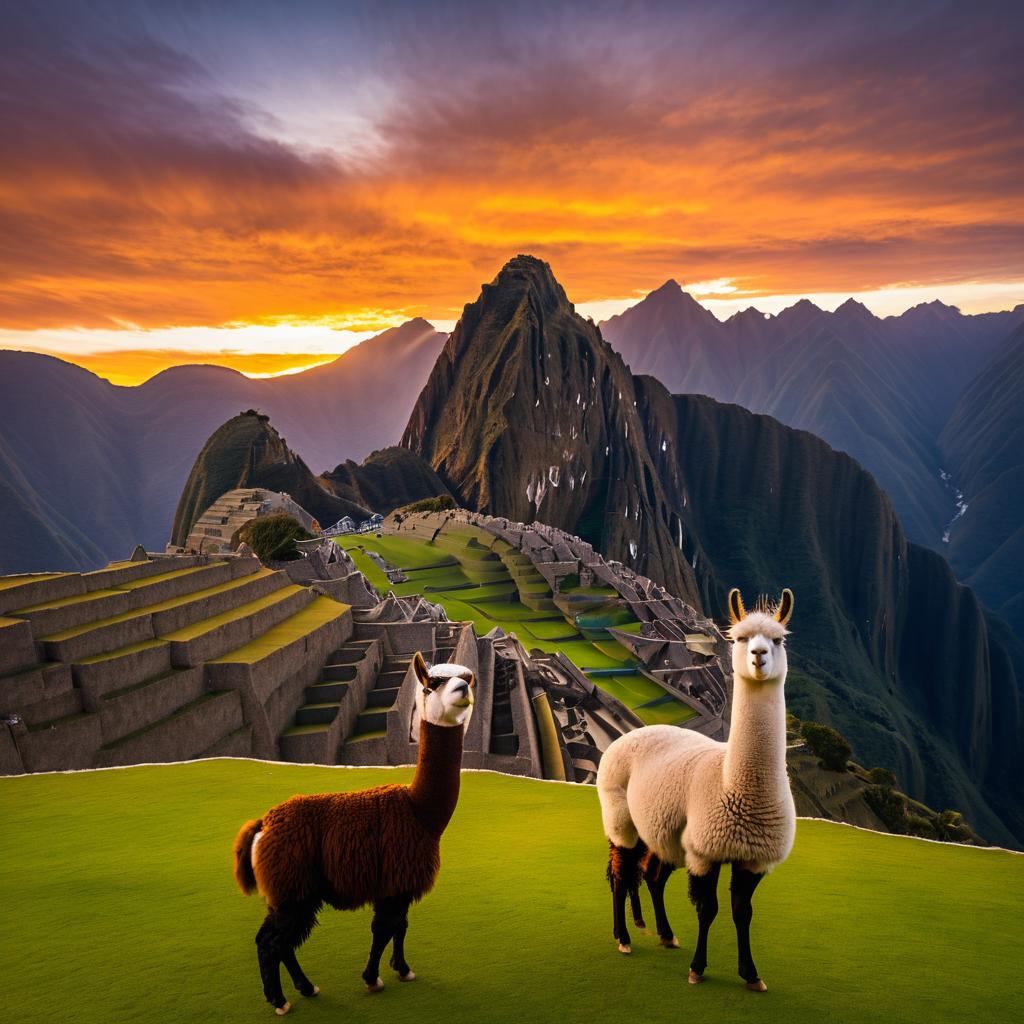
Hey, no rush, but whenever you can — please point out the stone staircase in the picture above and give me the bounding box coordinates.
[278,638,383,763]
[489,654,520,757]
[0,555,352,774]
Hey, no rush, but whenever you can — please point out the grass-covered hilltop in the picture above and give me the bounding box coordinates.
[1,760,1019,1024]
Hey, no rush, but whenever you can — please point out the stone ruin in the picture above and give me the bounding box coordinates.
[386,508,733,783]
[0,538,540,780]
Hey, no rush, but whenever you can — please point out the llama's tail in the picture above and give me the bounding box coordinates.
[233,818,263,895]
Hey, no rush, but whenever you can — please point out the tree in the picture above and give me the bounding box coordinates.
[864,784,907,832]
[800,721,852,771]
[398,495,456,514]
[867,766,897,788]
[236,513,311,562]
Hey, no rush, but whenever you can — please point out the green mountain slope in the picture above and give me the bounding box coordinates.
[1,761,1019,1024]
[404,256,1024,845]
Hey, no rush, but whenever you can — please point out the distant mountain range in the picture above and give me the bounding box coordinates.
[0,319,446,571]
[601,280,1023,549]
[600,280,1024,647]
[404,255,1024,845]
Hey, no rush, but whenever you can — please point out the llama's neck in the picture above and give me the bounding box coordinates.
[722,676,789,802]
[408,719,464,838]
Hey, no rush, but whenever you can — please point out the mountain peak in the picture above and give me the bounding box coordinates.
[898,299,962,322]
[835,297,874,318]
[650,278,683,295]
[401,316,436,331]
[607,278,718,330]
[485,254,572,313]
[774,297,824,331]
[728,305,769,323]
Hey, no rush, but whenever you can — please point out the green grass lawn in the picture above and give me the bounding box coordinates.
[335,535,693,726]
[0,761,1019,1024]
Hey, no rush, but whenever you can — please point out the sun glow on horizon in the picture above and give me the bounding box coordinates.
[3,276,1021,386]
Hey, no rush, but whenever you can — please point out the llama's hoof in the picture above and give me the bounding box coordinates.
[634,917,647,929]
[746,979,768,993]
[399,971,417,982]
[660,936,680,948]
[366,978,384,994]
[275,1003,291,1016]
[303,985,319,997]
[617,942,632,954]
[688,970,704,985]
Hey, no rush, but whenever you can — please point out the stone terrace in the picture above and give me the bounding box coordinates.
[0,552,351,773]
[391,508,731,740]
[0,546,545,779]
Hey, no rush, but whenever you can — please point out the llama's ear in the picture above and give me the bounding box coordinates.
[727,588,746,625]
[775,588,794,626]
[412,651,431,688]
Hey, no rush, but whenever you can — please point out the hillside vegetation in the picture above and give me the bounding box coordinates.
[0,761,1019,1024]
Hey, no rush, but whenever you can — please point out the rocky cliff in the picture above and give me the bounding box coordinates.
[170,412,367,546]
[403,255,700,601]
[941,324,1024,637]
[173,412,448,547]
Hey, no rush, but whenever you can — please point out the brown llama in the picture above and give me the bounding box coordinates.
[233,653,475,1015]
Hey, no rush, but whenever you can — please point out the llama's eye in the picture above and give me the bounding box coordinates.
[773,637,783,646]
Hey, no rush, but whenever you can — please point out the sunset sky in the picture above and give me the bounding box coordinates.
[1,0,1021,384]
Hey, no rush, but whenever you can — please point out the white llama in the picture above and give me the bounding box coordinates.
[597,588,796,991]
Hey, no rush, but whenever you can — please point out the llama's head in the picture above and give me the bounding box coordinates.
[726,588,793,684]
[412,652,476,727]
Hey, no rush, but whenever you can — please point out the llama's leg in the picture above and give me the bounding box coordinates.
[388,893,416,981]
[276,899,322,999]
[628,883,646,930]
[256,900,322,1013]
[607,840,645,954]
[644,854,679,948]
[731,864,767,991]
[687,862,722,983]
[255,915,289,1014]
[362,895,406,992]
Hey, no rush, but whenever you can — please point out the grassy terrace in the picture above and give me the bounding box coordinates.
[0,572,67,591]
[40,568,279,642]
[162,585,305,642]
[336,530,695,726]
[1,761,1018,1024]
[208,596,348,665]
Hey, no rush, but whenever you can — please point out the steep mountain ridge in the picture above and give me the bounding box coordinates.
[172,411,450,547]
[403,255,699,600]
[170,412,366,546]
[405,255,1024,845]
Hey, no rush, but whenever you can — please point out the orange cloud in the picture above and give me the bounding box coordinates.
[0,2,1020,341]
